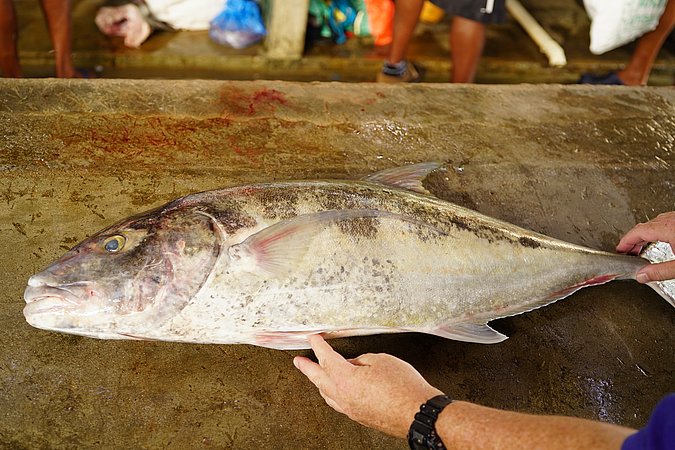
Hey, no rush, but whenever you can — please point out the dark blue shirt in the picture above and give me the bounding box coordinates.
[622,394,675,450]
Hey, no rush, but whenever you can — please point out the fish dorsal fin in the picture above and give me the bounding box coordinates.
[363,162,443,195]
[229,209,392,276]
[421,323,508,344]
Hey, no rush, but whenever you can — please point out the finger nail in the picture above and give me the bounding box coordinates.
[292,357,299,369]
[637,272,649,283]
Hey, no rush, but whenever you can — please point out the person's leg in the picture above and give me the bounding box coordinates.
[0,0,21,77]
[617,0,675,85]
[376,0,424,82]
[388,0,425,64]
[449,15,485,83]
[39,0,77,77]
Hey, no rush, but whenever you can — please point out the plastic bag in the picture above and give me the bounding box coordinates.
[363,0,394,46]
[209,0,266,49]
[308,0,372,44]
[583,0,666,54]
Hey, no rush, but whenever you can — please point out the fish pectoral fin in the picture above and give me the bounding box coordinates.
[362,162,443,195]
[229,209,403,276]
[423,323,508,344]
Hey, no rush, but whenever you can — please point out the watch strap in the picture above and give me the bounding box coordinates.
[408,395,453,450]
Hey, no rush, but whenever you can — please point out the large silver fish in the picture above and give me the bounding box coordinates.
[23,163,674,349]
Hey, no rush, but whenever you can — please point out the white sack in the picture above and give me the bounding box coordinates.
[583,0,666,54]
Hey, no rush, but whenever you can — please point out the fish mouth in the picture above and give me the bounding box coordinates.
[23,285,82,317]
[23,281,138,340]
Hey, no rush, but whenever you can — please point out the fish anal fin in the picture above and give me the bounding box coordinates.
[363,162,443,195]
[419,323,508,344]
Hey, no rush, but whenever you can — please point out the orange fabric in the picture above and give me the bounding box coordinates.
[364,0,394,46]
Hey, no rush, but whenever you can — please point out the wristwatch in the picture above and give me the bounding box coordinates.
[407,395,453,450]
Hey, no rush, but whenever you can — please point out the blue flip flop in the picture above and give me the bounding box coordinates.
[578,71,624,85]
[75,66,104,78]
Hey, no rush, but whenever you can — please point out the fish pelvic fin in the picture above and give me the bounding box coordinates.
[640,242,675,308]
[254,328,405,350]
[418,323,508,344]
[362,162,443,195]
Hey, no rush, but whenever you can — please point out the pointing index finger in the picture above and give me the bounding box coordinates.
[308,334,351,373]
[293,356,333,394]
[293,335,351,399]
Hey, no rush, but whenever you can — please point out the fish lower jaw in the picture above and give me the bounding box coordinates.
[24,284,85,306]
[23,296,77,318]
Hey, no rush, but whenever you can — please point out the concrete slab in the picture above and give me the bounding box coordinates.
[0,79,673,448]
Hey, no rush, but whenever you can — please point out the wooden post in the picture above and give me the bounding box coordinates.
[265,0,310,60]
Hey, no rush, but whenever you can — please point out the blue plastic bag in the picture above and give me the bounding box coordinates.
[308,0,361,44]
[209,0,266,49]
[327,0,357,44]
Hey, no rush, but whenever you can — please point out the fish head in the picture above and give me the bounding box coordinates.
[23,204,222,339]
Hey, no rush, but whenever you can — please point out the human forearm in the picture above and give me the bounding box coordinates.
[434,401,634,450]
[295,335,638,449]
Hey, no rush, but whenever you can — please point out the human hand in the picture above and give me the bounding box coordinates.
[95,4,152,48]
[293,335,443,438]
[616,211,675,282]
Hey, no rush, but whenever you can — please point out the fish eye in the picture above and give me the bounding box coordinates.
[103,235,126,253]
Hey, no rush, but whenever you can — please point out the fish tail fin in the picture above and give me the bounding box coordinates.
[640,241,675,308]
